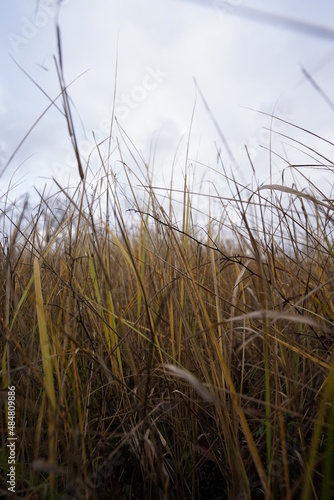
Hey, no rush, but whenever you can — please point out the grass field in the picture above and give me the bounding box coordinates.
[1,51,334,499]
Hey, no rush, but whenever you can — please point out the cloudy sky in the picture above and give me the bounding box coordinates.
[1,0,334,216]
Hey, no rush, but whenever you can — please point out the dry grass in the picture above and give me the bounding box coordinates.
[1,43,334,499]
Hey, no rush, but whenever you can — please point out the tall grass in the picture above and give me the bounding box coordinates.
[1,61,334,499]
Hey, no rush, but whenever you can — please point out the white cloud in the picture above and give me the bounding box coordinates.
[1,0,333,208]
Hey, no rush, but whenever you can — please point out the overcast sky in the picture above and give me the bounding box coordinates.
[1,0,334,217]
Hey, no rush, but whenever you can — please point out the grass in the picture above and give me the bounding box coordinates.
[1,45,334,499]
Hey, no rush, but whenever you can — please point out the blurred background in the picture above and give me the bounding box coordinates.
[1,0,333,212]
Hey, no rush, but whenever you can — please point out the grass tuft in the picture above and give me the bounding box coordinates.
[1,50,333,499]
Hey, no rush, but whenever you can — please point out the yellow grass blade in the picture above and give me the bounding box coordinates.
[34,257,57,496]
